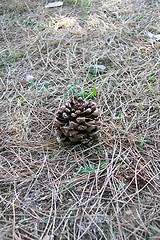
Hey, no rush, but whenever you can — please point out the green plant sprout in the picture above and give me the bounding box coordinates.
[59,184,73,193]
[107,67,114,72]
[139,135,144,151]
[78,162,108,175]
[66,85,98,99]
[76,0,91,7]
[118,164,126,168]
[87,87,97,98]
[150,75,157,83]
[12,96,27,105]
[148,86,154,93]
[98,231,105,239]
[118,183,126,190]
[25,19,36,26]
[28,78,49,95]
[119,111,122,117]
[45,82,49,90]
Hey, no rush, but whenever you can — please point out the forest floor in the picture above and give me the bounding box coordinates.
[0,0,160,239]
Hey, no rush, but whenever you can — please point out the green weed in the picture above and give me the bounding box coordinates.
[118,183,126,190]
[25,19,36,26]
[139,135,144,151]
[66,85,97,99]
[98,232,106,239]
[87,87,97,98]
[78,162,108,175]
[76,0,91,7]
[149,74,157,83]
[148,86,154,93]
[12,96,27,105]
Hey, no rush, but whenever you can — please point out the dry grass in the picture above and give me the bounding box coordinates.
[0,0,160,239]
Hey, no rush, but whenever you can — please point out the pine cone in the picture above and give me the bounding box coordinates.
[55,97,101,145]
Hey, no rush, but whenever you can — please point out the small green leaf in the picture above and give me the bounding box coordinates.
[148,86,154,92]
[45,82,49,89]
[35,91,43,94]
[150,74,157,83]
[108,150,114,155]
[99,162,108,168]
[78,168,88,175]
[99,232,105,238]
[139,142,143,150]
[118,183,126,190]
[77,89,90,98]
[89,163,94,170]
[88,87,97,98]
[29,80,35,85]
[84,164,92,172]
[119,164,126,168]
[43,219,48,223]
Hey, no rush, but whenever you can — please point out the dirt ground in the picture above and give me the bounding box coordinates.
[0,0,160,239]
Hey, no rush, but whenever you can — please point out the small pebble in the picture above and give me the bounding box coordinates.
[87,65,106,74]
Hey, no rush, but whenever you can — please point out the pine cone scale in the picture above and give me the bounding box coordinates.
[76,117,86,123]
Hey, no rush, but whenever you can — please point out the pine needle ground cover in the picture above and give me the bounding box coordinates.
[0,0,159,239]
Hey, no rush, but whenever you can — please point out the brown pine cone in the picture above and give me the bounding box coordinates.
[55,97,101,145]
